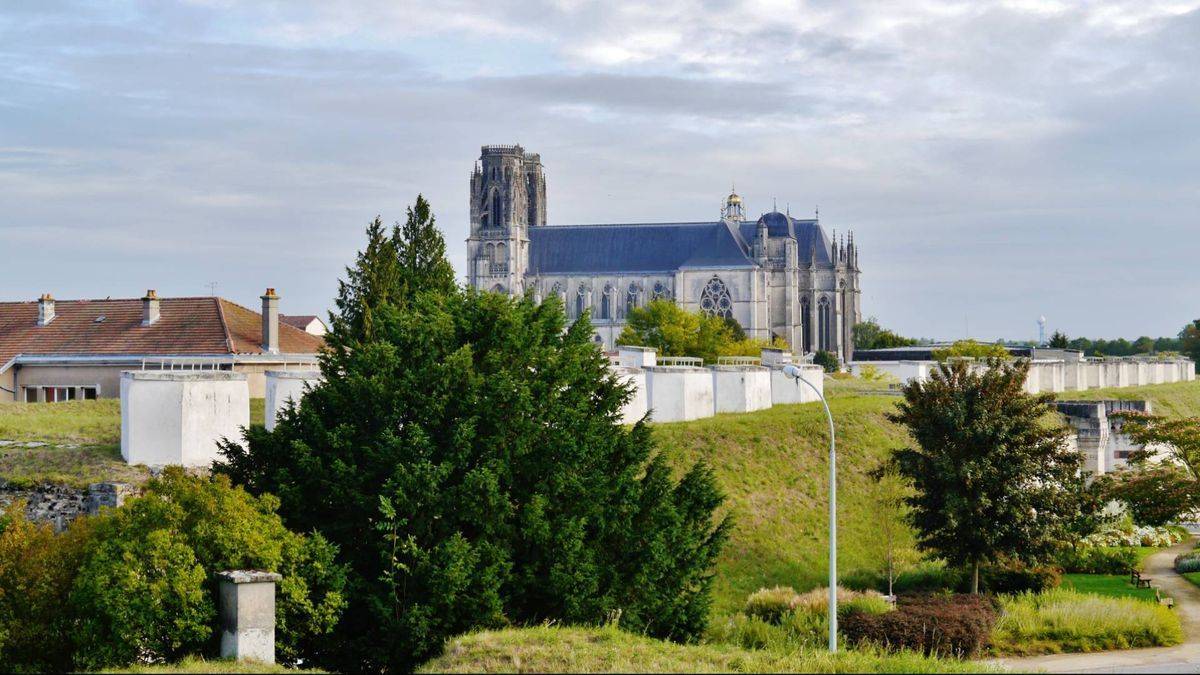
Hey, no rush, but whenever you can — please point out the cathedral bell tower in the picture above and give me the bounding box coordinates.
[467,144,546,293]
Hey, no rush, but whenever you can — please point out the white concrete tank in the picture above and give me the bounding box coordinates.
[646,366,715,422]
[711,365,772,414]
[121,370,250,467]
[264,370,323,431]
[613,366,648,425]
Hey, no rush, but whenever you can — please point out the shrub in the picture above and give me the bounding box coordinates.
[1082,524,1185,548]
[743,586,800,624]
[1058,547,1138,574]
[992,588,1183,655]
[841,594,998,658]
[813,350,839,372]
[70,469,346,670]
[891,561,964,594]
[0,503,94,672]
[1175,553,1200,574]
[979,560,1061,594]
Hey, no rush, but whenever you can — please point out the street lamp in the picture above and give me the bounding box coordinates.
[782,363,837,653]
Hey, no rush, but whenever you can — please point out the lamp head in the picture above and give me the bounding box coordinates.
[782,364,803,380]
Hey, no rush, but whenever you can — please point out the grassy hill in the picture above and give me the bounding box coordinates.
[418,626,994,673]
[654,377,1200,617]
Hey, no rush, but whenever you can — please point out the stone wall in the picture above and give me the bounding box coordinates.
[0,481,137,531]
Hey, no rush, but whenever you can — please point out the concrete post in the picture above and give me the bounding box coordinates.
[218,570,281,664]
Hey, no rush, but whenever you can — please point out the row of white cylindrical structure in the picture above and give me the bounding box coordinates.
[849,357,1194,394]
[613,346,825,424]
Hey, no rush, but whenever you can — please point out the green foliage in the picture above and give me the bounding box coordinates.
[713,586,890,652]
[853,318,918,351]
[930,340,1010,361]
[841,594,999,658]
[1057,547,1138,574]
[418,625,997,674]
[69,469,346,670]
[1067,332,1186,358]
[0,504,94,672]
[889,360,1080,592]
[743,586,801,624]
[978,560,1061,594]
[1182,319,1200,366]
[217,209,729,671]
[1048,331,1069,348]
[991,588,1182,655]
[813,350,839,372]
[1100,466,1198,527]
[1063,472,1117,548]
[618,299,786,364]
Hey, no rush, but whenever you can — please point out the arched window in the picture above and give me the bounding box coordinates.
[652,281,669,301]
[575,284,589,319]
[625,283,641,317]
[817,296,831,352]
[800,296,811,353]
[600,284,614,320]
[699,276,733,320]
[489,188,501,228]
[495,242,507,269]
[491,284,505,294]
[485,243,495,262]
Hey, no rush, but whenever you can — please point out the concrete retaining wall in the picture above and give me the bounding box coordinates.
[711,366,772,414]
[646,367,714,423]
[264,370,322,431]
[614,367,648,424]
[769,365,825,405]
[120,370,249,467]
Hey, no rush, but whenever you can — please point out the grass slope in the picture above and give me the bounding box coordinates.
[652,381,913,615]
[418,626,995,674]
[0,399,266,488]
[655,379,1200,616]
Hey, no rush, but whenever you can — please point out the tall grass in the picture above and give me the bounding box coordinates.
[991,588,1183,655]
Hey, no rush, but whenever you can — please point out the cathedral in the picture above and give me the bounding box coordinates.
[466,144,862,363]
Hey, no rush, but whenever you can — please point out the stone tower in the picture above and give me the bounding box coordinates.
[467,144,545,293]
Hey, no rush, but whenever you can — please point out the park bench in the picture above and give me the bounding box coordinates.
[1130,569,1154,589]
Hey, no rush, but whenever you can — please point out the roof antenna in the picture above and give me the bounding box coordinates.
[786,203,790,217]
[773,197,777,212]
[206,281,218,297]
[815,205,820,220]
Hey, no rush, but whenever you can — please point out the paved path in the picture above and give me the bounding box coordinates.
[996,539,1200,673]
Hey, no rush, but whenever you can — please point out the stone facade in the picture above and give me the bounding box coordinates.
[466,145,862,362]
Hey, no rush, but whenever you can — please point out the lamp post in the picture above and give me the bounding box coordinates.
[782,363,837,653]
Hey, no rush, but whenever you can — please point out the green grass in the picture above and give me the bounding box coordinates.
[101,656,319,673]
[1061,574,1159,602]
[417,626,996,673]
[1056,379,1200,418]
[652,390,915,616]
[1181,571,1200,590]
[0,399,266,487]
[990,588,1183,656]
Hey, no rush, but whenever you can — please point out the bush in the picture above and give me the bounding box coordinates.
[1083,524,1185,548]
[891,562,964,593]
[979,561,1061,594]
[1058,547,1138,574]
[0,503,94,672]
[70,469,346,670]
[841,594,998,658]
[1175,553,1200,573]
[813,350,839,372]
[743,586,800,624]
[992,588,1183,655]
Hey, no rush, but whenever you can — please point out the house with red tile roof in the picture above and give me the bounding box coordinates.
[0,289,323,401]
[281,314,327,337]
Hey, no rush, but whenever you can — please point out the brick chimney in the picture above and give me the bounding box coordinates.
[142,289,160,326]
[37,293,55,326]
[261,288,279,354]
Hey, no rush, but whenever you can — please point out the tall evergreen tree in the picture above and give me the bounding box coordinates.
[331,216,402,345]
[396,195,457,299]
[887,359,1079,593]
[217,204,728,671]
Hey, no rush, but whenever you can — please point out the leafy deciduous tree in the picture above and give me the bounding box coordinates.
[888,359,1080,593]
[854,318,918,350]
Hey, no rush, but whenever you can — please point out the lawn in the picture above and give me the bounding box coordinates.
[0,399,266,487]
[418,626,996,673]
[1061,574,1159,602]
[1056,379,1200,418]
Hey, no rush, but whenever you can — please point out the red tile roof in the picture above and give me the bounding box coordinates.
[0,296,323,367]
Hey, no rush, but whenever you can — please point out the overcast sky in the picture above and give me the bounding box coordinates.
[2,1,1197,341]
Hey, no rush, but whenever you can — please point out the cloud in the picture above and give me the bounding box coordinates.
[1,0,1198,340]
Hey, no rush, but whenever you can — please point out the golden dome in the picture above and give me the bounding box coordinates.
[727,192,742,204]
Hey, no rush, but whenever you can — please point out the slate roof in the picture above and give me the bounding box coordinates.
[281,315,322,330]
[0,296,324,368]
[528,212,834,275]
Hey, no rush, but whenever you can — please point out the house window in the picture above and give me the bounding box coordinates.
[22,385,98,403]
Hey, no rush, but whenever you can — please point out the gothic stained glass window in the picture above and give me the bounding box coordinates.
[625,283,641,317]
[800,296,812,353]
[600,284,614,320]
[699,276,734,320]
[575,284,589,319]
[817,296,831,352]
[651,281,670,301]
